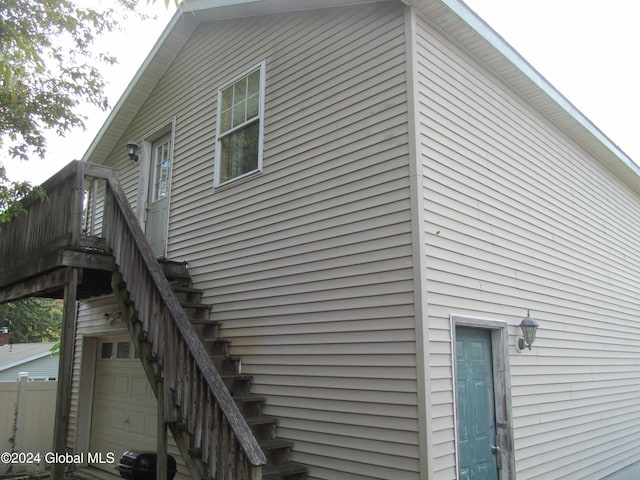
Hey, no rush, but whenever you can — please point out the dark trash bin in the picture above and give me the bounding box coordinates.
[116,450,177,480]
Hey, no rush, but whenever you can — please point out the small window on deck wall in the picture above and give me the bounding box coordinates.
[214,61,265,187]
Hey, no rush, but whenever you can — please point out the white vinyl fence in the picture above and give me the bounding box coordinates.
[0,373,56,473]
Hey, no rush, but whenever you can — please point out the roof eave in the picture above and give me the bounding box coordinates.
[406,0,640,191]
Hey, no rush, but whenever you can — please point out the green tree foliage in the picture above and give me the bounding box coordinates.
[0,0,146,220]
[0,297,63,343]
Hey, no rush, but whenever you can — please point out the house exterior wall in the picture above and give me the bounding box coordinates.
[415,10,640,480]
[91,3,422,479]
[73,2,640,478]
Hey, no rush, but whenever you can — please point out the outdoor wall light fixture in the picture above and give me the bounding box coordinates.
[127,141,140,162]
[516,310,538,351]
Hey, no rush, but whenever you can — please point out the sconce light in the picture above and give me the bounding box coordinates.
[127,141,140,162]
[517,310,538,351]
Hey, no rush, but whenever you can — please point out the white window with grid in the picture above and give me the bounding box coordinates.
[215,61,266,186]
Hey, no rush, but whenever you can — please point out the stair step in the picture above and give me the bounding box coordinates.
[263,463,308,480]
[157,258,307,479]
[233,395,266,417]
[246,415,278,426]
[261,438,294,465]
[160,260,191,285]
[190,320,220,340]
[181,302,210,321]
[209,355,241,376]
[232,394,267,403]
[171,285,203,304]
[221,374,253,395]
[203,339,230,356]
[246,415,278,440]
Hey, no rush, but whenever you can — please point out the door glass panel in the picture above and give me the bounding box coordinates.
[151,135,171,203]
[116,342,130,359]
[101,342,113,359]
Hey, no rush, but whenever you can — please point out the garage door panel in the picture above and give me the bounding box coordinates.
[112,374,130,395]
[90,337,186,479]
[111,407,128,432]
[131,374,151,399]
[94,375,110,395]
[91,338,156,473]
[127,410,149,436]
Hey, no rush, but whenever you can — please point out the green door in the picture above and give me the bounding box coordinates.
[456,327,499,480]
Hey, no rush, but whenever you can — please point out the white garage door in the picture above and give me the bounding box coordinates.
[90,337,156,473]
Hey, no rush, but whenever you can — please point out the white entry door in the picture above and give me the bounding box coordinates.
[146,134,172,257]
[90,338,156,473]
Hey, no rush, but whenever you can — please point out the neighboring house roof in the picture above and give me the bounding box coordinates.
[0,342,58,373]
[82,0,640,193]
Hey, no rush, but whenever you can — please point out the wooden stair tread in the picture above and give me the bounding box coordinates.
[233,394,267,402]
[246,415,278,425]
[260,438,294,449]
[263,463,308,478]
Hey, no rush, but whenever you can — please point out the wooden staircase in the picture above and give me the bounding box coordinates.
[0,161,307,479]
[121,259,308,480]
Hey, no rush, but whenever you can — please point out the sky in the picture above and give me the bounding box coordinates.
[463,0,640,164]
[4,0,640,184]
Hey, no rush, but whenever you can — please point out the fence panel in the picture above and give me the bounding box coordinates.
[0,375,57,473]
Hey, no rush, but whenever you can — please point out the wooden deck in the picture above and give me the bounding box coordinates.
[0,161,115,303]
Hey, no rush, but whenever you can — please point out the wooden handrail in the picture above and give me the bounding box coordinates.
[101,168,266,478]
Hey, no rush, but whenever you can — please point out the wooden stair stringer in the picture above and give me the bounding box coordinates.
[161,261,309,480]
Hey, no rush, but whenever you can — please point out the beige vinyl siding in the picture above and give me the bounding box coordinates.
[94,3,418,479]
[416,11,640,480]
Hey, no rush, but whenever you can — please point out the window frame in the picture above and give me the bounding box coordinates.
[214,60,266,188]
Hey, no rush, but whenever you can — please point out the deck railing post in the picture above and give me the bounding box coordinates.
[70,162,86,248]
[52,267,78,480]
[157,379,168,480]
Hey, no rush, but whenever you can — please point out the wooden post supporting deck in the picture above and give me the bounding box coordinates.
[52,267,78,480]
[157,379,168,480]
[53,163,85,480]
